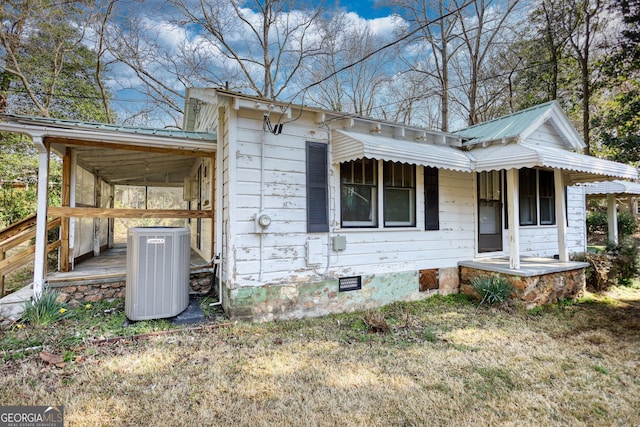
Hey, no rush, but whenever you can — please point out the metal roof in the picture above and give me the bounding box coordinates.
[0,114,216,141]
[332,129,472,172]
[0,114,217,187]
[467,142,638,182]
[582,180,640,195]
[455,101,584,150]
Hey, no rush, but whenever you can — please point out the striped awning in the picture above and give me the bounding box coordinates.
[332,129,472,172]
[467,142,638,182]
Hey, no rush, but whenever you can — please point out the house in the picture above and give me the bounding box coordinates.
[0,89,637,321]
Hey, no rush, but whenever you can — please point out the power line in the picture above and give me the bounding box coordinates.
[274,0,478,128]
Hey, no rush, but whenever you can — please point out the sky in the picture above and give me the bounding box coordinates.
[340,0,394,18]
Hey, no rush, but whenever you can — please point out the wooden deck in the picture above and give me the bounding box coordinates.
[47,246,210,284]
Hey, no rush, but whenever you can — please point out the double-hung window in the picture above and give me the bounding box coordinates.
[340,159,417,228]
[341,159,378,227]
[518,168,555,226]
[383,161,416,227]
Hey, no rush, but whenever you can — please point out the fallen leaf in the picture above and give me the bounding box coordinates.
[40,351,64,366]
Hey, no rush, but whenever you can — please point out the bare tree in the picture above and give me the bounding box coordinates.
[563,0,607,154]
[303,11,394,117]
[388,0,462,131]
[452,0,522,126]
[167,0,325,100]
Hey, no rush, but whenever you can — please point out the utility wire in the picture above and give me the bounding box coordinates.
[272,0,478,129]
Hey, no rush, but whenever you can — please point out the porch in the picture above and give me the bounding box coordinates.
[459,257,589,308]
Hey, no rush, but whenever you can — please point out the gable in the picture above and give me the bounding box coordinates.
[522,121,572,150]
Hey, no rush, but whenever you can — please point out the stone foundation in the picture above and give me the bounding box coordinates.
[52,272,214,307]
[459,266,586,308]
[222,267,460,321]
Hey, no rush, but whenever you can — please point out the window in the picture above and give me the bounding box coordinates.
[519,168,537,225]
[424,167,439,230]
[384,162,416,227]
[538,170,555,225]
[341,159,378,227]
[306,142,329,232]
[518,168,555,226]
[340,159,418,228]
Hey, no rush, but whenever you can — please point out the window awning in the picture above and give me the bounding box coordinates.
[332,129,472,172]
[467,142,638,182]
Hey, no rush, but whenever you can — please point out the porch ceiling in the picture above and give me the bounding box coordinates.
[0,113,217,187]
[56,144,199,186]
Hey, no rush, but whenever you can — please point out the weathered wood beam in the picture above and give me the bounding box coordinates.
[46,137,214,157]
[48,207,213,219]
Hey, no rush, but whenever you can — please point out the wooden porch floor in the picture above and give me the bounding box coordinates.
[458,257,590,277]
[47,246,209,284]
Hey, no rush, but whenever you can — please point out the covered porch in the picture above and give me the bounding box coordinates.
[0,114,220,302]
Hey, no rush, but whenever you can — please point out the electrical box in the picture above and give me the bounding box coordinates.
[183,177,197,201]
[332,235,347,251]
[306,237,323,266]
[125,227,190,321]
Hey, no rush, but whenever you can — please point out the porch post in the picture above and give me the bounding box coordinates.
[554,170,569,262]
[60,148,71,272]
[607,194,618,245]
[32,136,49,300]
[506,168,520,269]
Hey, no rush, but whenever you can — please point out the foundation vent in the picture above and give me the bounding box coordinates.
[339,276,362,292]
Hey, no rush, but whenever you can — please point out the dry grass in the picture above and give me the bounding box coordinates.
[1,289,639,426]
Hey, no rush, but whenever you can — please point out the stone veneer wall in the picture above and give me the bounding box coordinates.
[52,272,214,307]
[222,267,460,321]
[459,266,586,308]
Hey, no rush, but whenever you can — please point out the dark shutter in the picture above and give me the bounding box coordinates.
[424,166,439,230]
[306,141,329,232]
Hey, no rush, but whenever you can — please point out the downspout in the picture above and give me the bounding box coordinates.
[259,119,266,281]
[212,106,226,306]
[32,135,49,300]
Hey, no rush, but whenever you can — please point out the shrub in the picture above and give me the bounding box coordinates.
[586,210,638,238]
[617,211,638,237]
[471,274,514,306]
[577,250,616,291]
[586,211,608,235]
[21,289,68,327]
[606,237,640,285]
[361,309,389,333]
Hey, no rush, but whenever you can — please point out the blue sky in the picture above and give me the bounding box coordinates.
[340,0,393,18]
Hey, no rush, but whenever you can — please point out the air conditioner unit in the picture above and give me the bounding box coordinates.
[125,227,190,321]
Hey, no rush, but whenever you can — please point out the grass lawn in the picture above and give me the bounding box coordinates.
[1,288,639,426]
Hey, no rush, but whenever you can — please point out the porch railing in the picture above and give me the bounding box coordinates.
[0,214,61,297]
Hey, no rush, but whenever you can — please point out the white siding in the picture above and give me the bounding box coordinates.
[516,185,586,257]
[523,122,571,150]
[566,185,587,253]
[193,93,592,294]
[226,107,477,286]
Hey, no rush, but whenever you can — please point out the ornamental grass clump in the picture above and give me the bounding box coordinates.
[21,289,68,327]
[472,274,514,307]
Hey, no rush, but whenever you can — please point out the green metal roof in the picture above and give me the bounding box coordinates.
[0,114,216,141]
[455,101,558,145]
